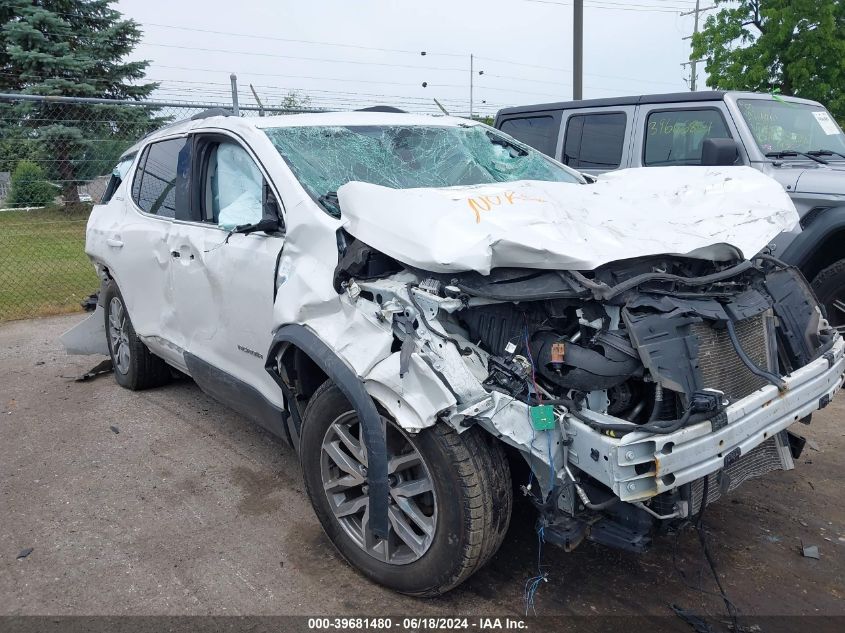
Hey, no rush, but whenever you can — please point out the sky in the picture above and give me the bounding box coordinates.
[115,0,709,117]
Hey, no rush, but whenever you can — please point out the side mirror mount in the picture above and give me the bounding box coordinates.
[234,216,280,235]
[261,181,283,233]
[231,183,283,237]
[701,138,740,166]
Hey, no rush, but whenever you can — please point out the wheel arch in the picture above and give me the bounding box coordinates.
[265,324,390,538]
[781,206,845,282]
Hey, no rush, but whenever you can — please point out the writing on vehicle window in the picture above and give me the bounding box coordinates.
[644,109,731,166]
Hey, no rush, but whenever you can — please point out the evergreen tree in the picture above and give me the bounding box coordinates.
[7,159,56,207]
[1,1,159,205]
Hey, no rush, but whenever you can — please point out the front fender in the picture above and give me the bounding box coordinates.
[264,324,390,539]
[781,205,845,271]
[364,351,457,431]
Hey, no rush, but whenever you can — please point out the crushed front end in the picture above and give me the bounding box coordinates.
[340,245,844,554]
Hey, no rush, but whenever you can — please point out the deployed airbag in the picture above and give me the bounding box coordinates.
[215,143,263,229]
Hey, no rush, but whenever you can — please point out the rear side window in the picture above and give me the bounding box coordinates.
[498,116,557,156]
[131,138,191,217]
[644,109,731,166]
[100,154,135,204]
[563,112,627,169]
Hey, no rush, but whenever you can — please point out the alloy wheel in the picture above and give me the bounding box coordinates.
[108,296,131,374]
[320,412,437,565]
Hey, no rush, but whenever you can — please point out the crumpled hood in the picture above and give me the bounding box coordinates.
[337,166,799,274]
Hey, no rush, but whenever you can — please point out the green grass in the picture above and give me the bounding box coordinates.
[0,207,99,322]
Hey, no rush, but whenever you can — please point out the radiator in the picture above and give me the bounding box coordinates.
[691,314,772,403]
[690,432,794,514]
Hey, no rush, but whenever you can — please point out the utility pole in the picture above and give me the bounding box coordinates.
[470,53,474,119]
[468,55,484,120]
[573,0,583,100]
[690,0,701,90]
[681,1,715,91]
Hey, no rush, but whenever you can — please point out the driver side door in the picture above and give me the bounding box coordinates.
[167,132,288,432]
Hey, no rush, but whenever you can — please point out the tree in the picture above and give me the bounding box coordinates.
[280,90,312,112]
[6,160,57,208]
[0,1,159,206]
[691,0,845,123]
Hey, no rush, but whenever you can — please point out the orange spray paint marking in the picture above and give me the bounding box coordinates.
[465,191,547,223]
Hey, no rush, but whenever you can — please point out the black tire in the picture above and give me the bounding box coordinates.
[812,258,845,332]
[102,281,171,391]
[300,381,512,596]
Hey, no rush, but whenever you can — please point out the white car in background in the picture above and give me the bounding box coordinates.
[63,110,844,595]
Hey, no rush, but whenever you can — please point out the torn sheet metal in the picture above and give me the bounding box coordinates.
[364,352,457,430]
[60,306,109,356]
[338,166,798,275]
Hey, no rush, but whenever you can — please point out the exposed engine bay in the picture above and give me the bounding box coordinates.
[335,234,844,553]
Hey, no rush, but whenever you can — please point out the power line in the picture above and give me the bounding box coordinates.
[136,42,468,72]
[153,81,506,106]
[523,0,694,12]
[44,10,467,58]
[139,21,466,58]
[475,57,680,87]
[141,64,567,98]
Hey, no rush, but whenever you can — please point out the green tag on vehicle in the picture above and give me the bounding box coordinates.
[530,404,556,431]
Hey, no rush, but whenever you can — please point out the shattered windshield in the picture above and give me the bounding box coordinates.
[738,99,845,158]
[264,124,582,215]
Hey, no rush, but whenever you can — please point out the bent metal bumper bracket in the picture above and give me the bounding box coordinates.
[565,337,845,503]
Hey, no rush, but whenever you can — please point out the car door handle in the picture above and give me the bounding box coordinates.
[106,238,123,248]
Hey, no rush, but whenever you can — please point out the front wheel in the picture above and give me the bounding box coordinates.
[300,381,512,596]
[812,258,845,335]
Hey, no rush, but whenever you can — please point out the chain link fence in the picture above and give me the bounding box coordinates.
[0,92,306,321]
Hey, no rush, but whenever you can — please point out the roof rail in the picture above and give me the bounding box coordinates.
[190,107,234,120]
[354,106,407,113]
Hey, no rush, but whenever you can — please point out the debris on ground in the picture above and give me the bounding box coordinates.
[75,359,113,382]
[80,292,99,312]
[16,548,33,560]
[109,425,120,435]
[805,438,821,452]
[801,542,820,559]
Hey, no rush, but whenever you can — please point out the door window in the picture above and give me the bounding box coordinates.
[131,138,191,217]
[204,142,264,229]
[644,109,731,166]
[498,116,558,156]
[563,112,627,169]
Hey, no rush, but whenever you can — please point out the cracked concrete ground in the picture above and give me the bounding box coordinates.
[1,314,843,621]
